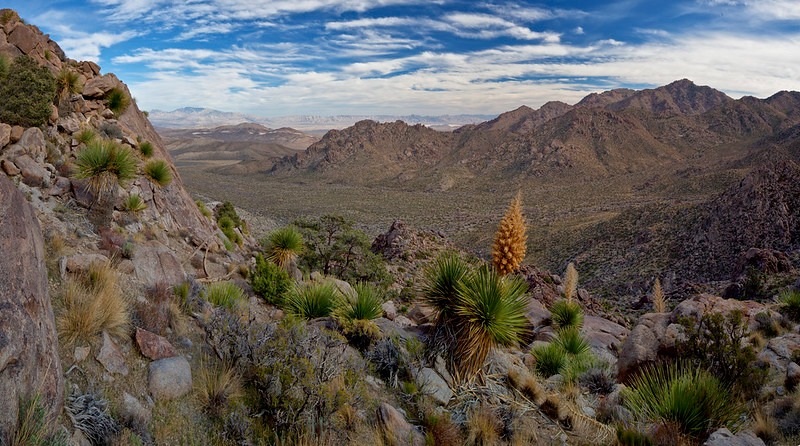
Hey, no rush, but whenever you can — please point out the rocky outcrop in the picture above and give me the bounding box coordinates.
[0,174,63,439]
[377,403,425,446]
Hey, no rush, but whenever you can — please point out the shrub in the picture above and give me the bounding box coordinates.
[262,225,304,268]
[0,55,56,127]
[75,128,96,145]
[550,299,584,330]
[195,360,241,416]
[57,263,129,345]
[73,139,138,196]
[778,289,800,322]
[215,201,242,228]
[143,159,172,187]
[0,54,8,79]
[284,282,340,319]
[123,194,146,213]
[105,87,130,116]
[491,192,527,275]
[203,282,246,312]
[196,200,212,218]
[138,141,154,158]
[249,253,293,305]
[623,363,744,441]
[218,216,242,247]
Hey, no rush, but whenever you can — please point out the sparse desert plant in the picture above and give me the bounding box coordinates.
[105,87,130,116]
[778,289,800,322]
[263,225,304,269]
[143,159,172,187]
[337,282,384,322]
[0,55,56,127]
[73,139,138,196]
[11,394,69,446]
[138,141,154,158]
[532,341,567,377]
[218,216,242,246]
[752,409,779,445]
[652,278,666,313]
[58,263,129,344]
[562,262,578,301]
[196,200,212,218]
[203,281,246,312]
[465,405,502,446]
[284,282,340,319]
[491,192,527,275]
[56,68,81,99]
[66,391,119,445]
[250,253,293,305]
[195,360,242,416]
[75,128,96,145]
[555,327,590,356]
[507,367,546,405]
[123,194,146,213]
[623,362,745,442]
[550,299,584,330]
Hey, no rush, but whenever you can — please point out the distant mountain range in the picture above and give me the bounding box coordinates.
[149,107,495,133]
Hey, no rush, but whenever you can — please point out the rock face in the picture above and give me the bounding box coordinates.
[0,174,63,439]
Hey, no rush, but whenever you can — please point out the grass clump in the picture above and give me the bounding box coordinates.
[491,192,527,275]
[532,342,567,377]
[195,360,242,416]
[12,394,69,446]
[196,200,212,218]
[105,87,130,116]
[778,289,800,322]
[57,263,129,345]
[262,225,304,269]
[623,362,745,442]
[73,139,138,196]
[0,55,56,127]
[138,141,154,158]
[203,281,246,312]
[143,159,172,187]
[122,194,146,213]
[532,326,593,381]
[284,282,340,319]
[550,299,584,330]
[250,253,293,305]
[75,128,96,145]
[56,68,81,99]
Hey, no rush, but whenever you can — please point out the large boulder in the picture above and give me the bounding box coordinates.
[132,245,186,287]
[617,313,673,382]
[0,175,63,439]
[148,356,192,401]
[581,315,629,366]
[704,428,765,446]
[377,403,425,446]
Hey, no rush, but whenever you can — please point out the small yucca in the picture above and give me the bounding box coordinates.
[563,262,578,301]
[264,226,304,269]
[105,87,130,116]
[203,282,246,312]
[123,194,146,213]
[285,282,340,319]
[139,141,154,158]
[491,193,527,275]
[652,278,667,313]
[143,159,172,187]
[336,282,384,321]
[420,252,470,320]
[73,139,138,196]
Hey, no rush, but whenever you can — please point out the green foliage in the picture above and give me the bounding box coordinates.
[143,159,172,186]
[215,201,243,227]
[262,226,304,268]
[284,282,340,319]
[531,327,593,381]
[104,87,130,116]
[138,141,154,158]
[56,68,81,98]
[778,289,800,322]
[250,254,293,305]
[0,54,8,79]
[336,282,384,321]
[73,139,138,195]
[75,128,96,145]
[531,342,567,377]
[0,55,56,127]
[215,201,244,247]
[420,252,470,320]
[218,216,242,247]
[12,394,69,446]
[293,214,391,287]
[623,363,745,441]
[196,200,212,217]
[550,299,584,330]
[122,194,146,213]
[676,310,765,397]
[743,267,765,299]
[616,426,654,446]
[554,327,590,355]
[203,281,246,312]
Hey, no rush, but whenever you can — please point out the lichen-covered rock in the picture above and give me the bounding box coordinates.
[0,174,63,439]
[703,428,765,446]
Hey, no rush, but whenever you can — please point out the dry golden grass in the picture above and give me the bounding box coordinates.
[57,262,129,345]
[652,278,667,313]
[492,192,527,275]
[507,367,546,405]
[194,360,242,415]
[563,262,578,301]
[752,409,779,444]
[465,405,502,446]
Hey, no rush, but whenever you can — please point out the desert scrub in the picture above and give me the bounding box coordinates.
[104,87,130,116]
[550,299,584,330]
[138,140,154,158]
[143,159,172,186]
[778,289,800,322]
[203,281,246,312]
[249,253,293,305]
[123,194,147,213]
[218,216,242,247]
[196,200,212,218]
[262,225,304,268]
[73,139,138,195]
[623,362,744,442]
[57,263,129,344]
[284,282,340,319]
[0,55,56,127]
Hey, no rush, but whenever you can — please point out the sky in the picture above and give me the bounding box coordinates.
[7,0,800,116]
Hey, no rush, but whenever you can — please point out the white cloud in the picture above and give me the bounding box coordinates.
[701,0,800,20]
[444,12,560,42]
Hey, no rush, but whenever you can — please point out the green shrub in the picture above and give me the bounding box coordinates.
[122,194,146,213]
[98,122,123,139]
[73,139,138,195]
[250,254,293,305]
[623,363,744,441]
[532,342,567,377]
[531,327,593,381]
[336,282,384,322]
[143,159,172,187]
[0,54,8,79]
[139,141,154,158]
[196,200,212,218]
[105,87,130,116]
[0,55,56,127]
[75,128,96,145]
[284,282,340,319]
[262,226,304,268]
[215,201,243,228]
[550,299,584,330]
[217,216,242,247]
[778,289,800,322]
[203,282,246,312]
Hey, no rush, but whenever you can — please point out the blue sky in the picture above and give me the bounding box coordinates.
[8,0,800,116]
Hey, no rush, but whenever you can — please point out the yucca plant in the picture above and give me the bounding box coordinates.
[555,327,590,356]
[105,87,130,116]
[75,128,96,145]
[122,194,146,213]
[563,262,578,301]
[73,139,138,196]
[623,362,745,441]
[203,282,246,312]
[491,193,527,275]
[420,252,471,321]
[143,159,172,187]
[652,278,667,313]
[139,141,154,158]
[337,282,384,321]
[263,226,304,269]
[451,265,530,381]
[550,299,584,330]
[778,289,800,322]
[532,342,567,377]
[284,282,340,319]
[56,68,81,99]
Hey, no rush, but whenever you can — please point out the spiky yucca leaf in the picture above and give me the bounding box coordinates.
[203,281,246,312]
[285,282,340,319]
[491,193,527,275]
[264,226,304,268]
[550,299,584,330]
[452,266,529,380]
[420,252,470,318]
[73,139,137,196]
[337,282,384,321]
[563,262,578,301]
[555,327,590,356]
[122,194,146,213]
[143,159,172,186]
[532,342,567,377]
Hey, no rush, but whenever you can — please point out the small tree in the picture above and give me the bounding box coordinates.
[491,193,527,275]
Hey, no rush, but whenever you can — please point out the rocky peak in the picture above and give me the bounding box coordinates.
[575,87,636,108]
[607,79,732,116]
